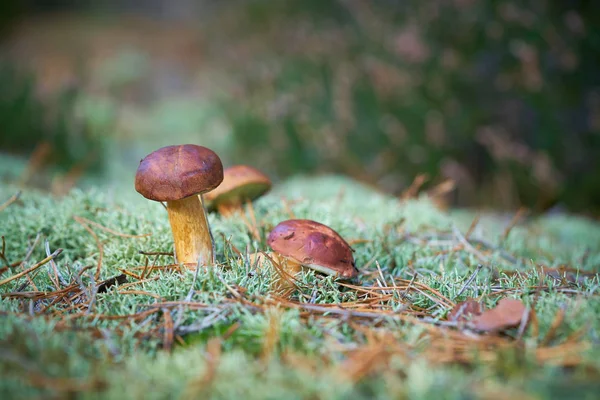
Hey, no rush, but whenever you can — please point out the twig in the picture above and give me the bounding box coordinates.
[0,249,63,286]
[118,268,142,280]
[86,274,98,314]
[501,207,528,242]
[244,198,261,241]
[176,307,230,335]
[375,261,388,295]
[46,240,68,286]
[73,265,94,312]
[0,236,11,268]
[73,216,104,280]
[1,291,44,299]
[185,262,202,302]
[0,191,21,212]
[114,277,158,291]
[406,232,519,264]
[515,306,531,340]
[400,174,428,199]
[118,290,162,299]
[222,322,240,340]
[139,250,174,257]
[97,274,128,293]
[309,288,318,303]
[163,308,174,351]
[465,214,480,239]
[455,264,484,299]
[284,301,400,320]
[173,260,203,331]
[15,233,42,292]
[400,274,416,304]
[540,306,566,346]
[213,271,242,299]
[452,226,488,263]
[140,258,150,280]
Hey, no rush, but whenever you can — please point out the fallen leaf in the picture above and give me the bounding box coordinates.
[447,299,483,322]
[470,298,526,333]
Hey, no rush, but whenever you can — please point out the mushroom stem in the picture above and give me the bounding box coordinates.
[166,195,213,267]
[248,252,302,294]
[216,201,242,217]
[270,254,302,293]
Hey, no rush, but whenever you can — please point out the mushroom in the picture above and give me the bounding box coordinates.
[135,144,223,267]
[204,165,271,216]
[267,219,359,280]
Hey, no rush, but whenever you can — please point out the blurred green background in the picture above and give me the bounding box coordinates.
[1,0,599,213]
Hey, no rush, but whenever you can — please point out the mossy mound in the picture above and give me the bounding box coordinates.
[1,176,599,399]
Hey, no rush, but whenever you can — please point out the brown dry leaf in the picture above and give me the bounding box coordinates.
[470,298,526,332]
[447,298,483,322]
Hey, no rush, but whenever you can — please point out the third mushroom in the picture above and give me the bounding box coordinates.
[267,219,359,280]
[204,165,271,216]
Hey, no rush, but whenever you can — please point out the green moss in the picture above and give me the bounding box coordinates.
[1,176,599,399]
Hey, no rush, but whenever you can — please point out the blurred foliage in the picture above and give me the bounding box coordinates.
[0,0,598,212]
[208,0,600,212]
[0,64,110,178]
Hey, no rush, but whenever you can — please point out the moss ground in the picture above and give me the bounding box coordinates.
[1,176,599,399]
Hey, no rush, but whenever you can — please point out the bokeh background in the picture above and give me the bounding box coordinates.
[1,0,599,213]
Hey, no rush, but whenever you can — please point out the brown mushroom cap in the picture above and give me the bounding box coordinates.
[205,165,271,210]
[135,145,223,202]
[267,219,358,279]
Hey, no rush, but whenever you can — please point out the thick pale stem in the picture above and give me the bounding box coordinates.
[166,195,213,267]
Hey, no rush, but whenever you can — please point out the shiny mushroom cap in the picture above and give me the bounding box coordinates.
[267,219,358,279]
[135,144,223,202]
[205,165,271,211]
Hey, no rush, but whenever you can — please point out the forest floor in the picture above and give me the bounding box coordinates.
[1,174,599,399]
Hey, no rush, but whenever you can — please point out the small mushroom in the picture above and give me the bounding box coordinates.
[267,219,359,279]
[135,144,223,267]
[204,165,271,216]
